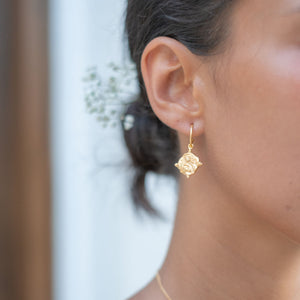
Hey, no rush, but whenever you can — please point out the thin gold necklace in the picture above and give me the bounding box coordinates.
[156,270,172,300]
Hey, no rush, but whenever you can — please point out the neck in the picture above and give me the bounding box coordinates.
[159,171,300,300]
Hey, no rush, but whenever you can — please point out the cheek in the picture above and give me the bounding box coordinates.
[205,48,300,242]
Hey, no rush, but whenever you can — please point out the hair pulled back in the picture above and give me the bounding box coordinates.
[122,0,234,218]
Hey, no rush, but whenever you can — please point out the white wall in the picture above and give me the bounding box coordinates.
[49,1,177,299]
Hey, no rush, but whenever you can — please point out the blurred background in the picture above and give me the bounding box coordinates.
[0,0,177,300]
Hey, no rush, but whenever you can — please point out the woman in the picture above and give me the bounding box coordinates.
[122,0,300,299]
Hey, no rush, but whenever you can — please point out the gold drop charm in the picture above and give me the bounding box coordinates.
[175,124,203,178]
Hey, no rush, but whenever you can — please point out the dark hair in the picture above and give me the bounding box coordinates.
[122,0,235,218]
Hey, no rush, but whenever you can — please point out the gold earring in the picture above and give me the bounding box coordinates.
[175,123,203,178]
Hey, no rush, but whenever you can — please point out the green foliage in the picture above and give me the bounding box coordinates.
[83,62,137,128]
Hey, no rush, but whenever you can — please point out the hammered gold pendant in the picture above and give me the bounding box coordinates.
[175,147,203,178]
[175,123,203,178]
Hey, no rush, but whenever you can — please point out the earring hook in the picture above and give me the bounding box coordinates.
[188,123,194,151]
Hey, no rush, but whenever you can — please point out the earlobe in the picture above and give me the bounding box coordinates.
[141,36,205,137]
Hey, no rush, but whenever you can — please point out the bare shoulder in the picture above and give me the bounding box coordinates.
[126,291,150,300]
[126,276,163,300]
[126,289,154,300]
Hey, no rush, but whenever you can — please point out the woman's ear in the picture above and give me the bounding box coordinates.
[141,36,207,137]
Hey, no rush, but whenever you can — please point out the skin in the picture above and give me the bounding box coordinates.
[127,0,300,299]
